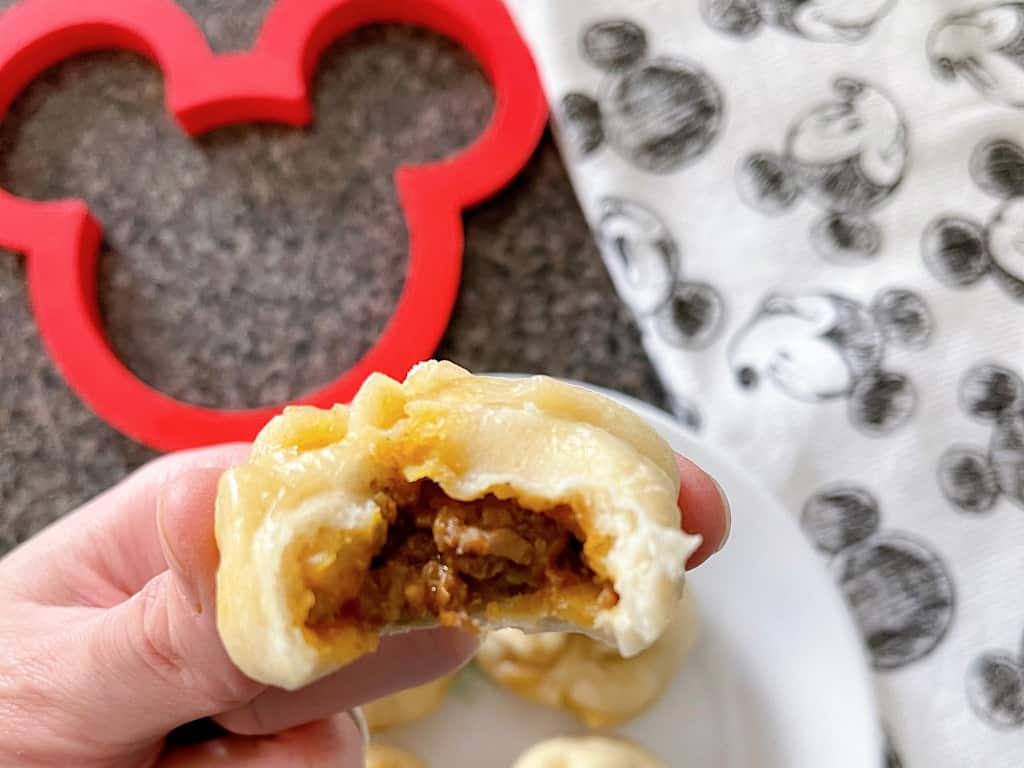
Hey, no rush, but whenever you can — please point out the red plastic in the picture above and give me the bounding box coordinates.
[0,0,547,451]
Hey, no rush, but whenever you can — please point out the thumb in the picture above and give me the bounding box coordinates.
[158,715,363,768]
[78,469,264,746]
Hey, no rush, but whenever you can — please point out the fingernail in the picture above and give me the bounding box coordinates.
[157,487,202,615]
[712,476,732,552]
[349,707,370,749]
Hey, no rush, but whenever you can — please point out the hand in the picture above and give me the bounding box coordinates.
[0,444,729,767]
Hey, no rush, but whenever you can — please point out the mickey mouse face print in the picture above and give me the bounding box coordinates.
[929,3,1024,109]
[559,19,724,174]
[596,197,680,316]
[737,78,908,264]
[595,197,725,351]
[938,363,1024,514]
[923,137,1024,302]
[801,484,955,670]
[729,288,932,434]
[703,0,897,44]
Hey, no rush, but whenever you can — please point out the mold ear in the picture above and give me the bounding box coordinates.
[559,92,604,157]
[801,484,880,555]
[849,370,915,434]
[922,215,990,288]
[970,138,1024,200]
[700,0,763,38]
[580,20,648,72]
[938,446,1000,514]
[736,152,799,214]
[870,289,933,350]
[959,363,1024,421]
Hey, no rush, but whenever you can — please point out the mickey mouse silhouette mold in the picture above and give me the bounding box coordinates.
[702,0,897,44]
[595,197,725,350]
[0,0,546,451]
[922,138,1024,302]
[736,77,908,263]
[560,19,724,174]
[929,3,1024,109]
[802,484,955,669]
[938,363,1024,514]
[729,288,932,434]
[968,625,1024,729]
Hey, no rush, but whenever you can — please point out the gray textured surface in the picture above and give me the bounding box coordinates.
[0,2,663,554]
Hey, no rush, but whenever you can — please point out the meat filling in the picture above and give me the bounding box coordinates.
[301,481,617,635]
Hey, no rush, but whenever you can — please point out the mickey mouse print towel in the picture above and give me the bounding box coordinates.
[507,1,1024,766]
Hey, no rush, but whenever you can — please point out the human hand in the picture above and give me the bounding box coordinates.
[0,444,728,767]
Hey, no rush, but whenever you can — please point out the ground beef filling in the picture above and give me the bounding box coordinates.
[304,481,617,634]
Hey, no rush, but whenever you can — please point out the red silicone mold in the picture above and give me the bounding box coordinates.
[0,0,547,451]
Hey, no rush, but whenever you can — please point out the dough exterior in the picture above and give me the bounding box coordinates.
[363,674,454,732]
[476,591,699,728]
[512,736,666,768]
[365,743,428,768]
[216,361,698,689]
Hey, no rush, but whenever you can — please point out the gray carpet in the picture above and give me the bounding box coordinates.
[0,1,663,554]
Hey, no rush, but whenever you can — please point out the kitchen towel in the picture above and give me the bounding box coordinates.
[507,1,1024,765]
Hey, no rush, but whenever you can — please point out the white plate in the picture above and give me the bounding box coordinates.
[380,382,883,767]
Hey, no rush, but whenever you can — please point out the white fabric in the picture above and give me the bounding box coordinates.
[507,2,1024,766]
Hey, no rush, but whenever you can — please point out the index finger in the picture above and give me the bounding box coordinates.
[676,454,730,570]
